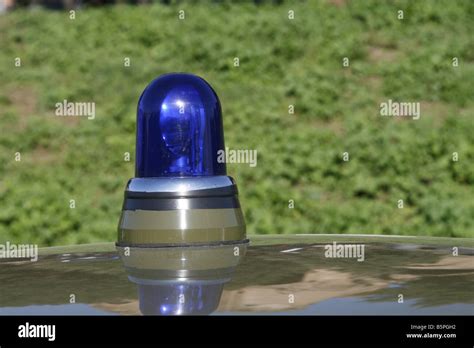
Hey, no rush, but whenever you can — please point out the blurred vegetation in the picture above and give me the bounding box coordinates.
[0,0,473,246]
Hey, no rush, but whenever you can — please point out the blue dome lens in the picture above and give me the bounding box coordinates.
[136,73,226,177]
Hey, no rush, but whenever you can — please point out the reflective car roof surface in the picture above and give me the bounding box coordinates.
[0,235,472,315]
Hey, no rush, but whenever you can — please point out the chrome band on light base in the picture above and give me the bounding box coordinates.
[117,176,247,247]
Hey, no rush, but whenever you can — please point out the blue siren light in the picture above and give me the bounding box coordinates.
[136,73,226,177]
[117,73,248,315]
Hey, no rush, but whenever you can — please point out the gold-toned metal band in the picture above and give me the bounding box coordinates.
[118,208,246,244]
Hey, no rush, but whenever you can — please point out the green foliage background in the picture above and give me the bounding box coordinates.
[0,0,473,246]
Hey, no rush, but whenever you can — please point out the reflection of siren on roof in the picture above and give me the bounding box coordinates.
[136,73,226,177]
